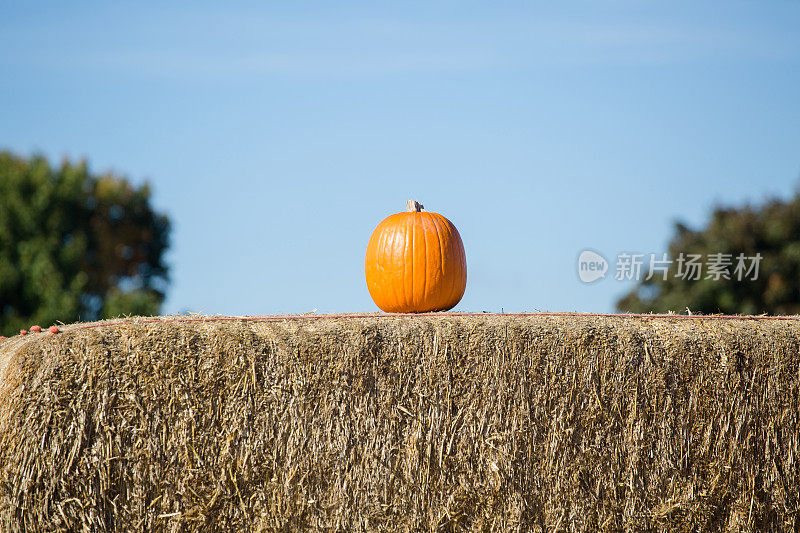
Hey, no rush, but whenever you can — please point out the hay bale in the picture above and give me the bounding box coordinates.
[0,314,798,531]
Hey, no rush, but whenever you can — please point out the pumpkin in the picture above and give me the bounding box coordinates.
[365,200,467,313]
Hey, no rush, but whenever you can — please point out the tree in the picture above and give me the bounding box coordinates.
[0,151,170,335]
[616,189,800,315]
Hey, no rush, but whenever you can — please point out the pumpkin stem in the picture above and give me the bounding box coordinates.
[406,199,424,212]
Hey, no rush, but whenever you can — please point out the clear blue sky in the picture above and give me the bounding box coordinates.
[2,2,799,315]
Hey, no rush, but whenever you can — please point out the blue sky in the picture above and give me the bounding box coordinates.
[2,1,799,314]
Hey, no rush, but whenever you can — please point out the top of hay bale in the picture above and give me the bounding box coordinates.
[2,310,798,369]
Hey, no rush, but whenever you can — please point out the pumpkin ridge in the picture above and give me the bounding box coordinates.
[450,217,465,308]
[459,226,467,300]
[432,214,447,310]
[391,219,404,312]
[457,223,467,304]
[454,222,466,307]
[402,216,414,308]
[413,214,419,311]
[421,214,429,311]
[448,217,460,308]
[366,223,378,305]
[436,217,454,306]
[458,227,467,304]
[384,219,401,312]
[375,221,389,310]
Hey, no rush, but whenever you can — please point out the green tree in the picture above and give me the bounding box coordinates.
[0,151,170,335]
[617,190,800,315]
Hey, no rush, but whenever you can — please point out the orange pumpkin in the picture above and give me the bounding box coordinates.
[365,200,467,313]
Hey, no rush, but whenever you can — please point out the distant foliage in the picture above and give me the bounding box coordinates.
[0,151,170,335]
[617,190,800,315]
